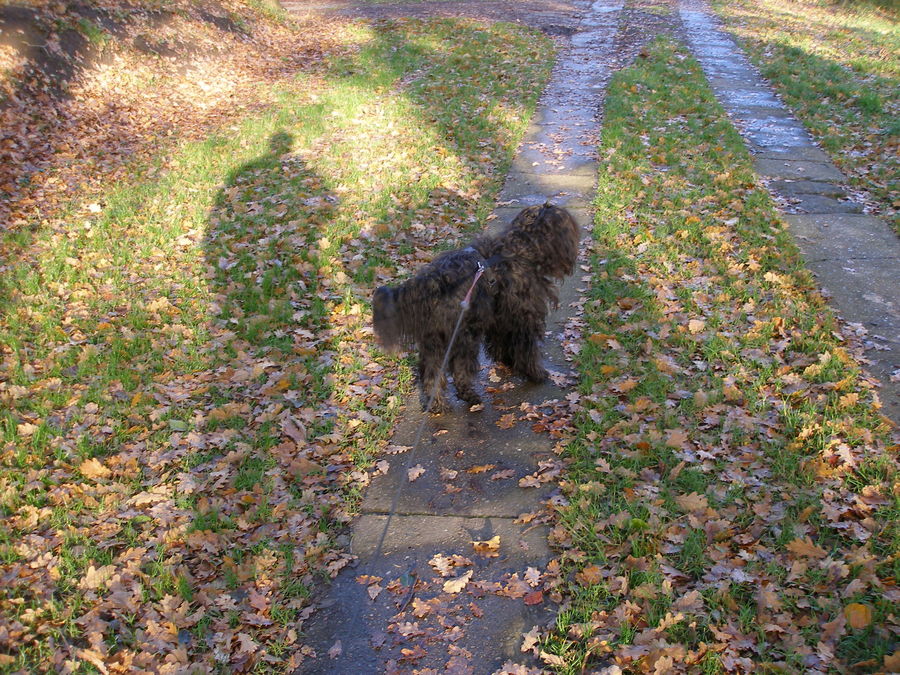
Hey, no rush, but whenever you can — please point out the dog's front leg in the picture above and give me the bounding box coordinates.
[418,344,451,413]
[449,333,482,407]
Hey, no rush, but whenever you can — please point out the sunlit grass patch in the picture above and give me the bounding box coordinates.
[0,17,554,672]
[544,37,897,673]
[711,0,899,231]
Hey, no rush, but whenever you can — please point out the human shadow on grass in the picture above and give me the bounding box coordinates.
[203,130,346,403]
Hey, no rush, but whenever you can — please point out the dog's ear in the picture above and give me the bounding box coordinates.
[372,286,402,352]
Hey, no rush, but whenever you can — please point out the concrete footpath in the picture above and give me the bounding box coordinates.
[299,1,623,672]
[679,0,900,421]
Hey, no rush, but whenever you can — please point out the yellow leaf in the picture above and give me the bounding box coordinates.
[844,602,873,630]
[838,392,859,409]
[688,319,706,334]
[79,457,111,480]
[466,464,496,474]
[443,569,473,594]
[613,378,638,394]
[79,564,116,590]
[884,651,900,671]
[472,535,500,556]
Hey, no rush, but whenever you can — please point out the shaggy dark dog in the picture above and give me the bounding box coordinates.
[373,203,579,413]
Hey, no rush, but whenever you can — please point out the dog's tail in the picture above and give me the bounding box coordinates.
[372,285,404,353]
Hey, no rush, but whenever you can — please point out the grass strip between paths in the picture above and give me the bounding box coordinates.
[542,37,898,674]
[711,0,899,231]
[0,18,554,672]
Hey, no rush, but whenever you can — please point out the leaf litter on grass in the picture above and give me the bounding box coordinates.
[0,9,556,672]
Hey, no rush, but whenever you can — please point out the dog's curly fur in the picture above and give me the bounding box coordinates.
[373,203,579,413]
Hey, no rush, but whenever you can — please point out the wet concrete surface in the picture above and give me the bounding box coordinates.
[679,0,900,421]
[295,0,623,671]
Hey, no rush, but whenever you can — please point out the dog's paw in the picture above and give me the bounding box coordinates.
[525,366,549,383]
[455,389,482,406]
[425,396,452,414]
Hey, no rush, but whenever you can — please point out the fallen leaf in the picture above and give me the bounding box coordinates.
[787,537,828,560]
[576,565,603,585]
[523,590,543,605]
[281,417,307,445]
[723,384,743,402]
[79,458,111,480]
[443,570,473,594]
[884,651,900,671]
[521,626,541,653]
[496,414,517,429]
[472,535,500,556]
[688,319,706,334]
[236,632,257,656]
[407,465,425,482]
[675,492,708,513]
[79,565,116,591]
[328,640,342,658]
[844,602,873,630]
[467,464,496,474]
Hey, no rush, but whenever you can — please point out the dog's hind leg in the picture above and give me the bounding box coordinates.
[487,325,548,384]
[517,337,549,383]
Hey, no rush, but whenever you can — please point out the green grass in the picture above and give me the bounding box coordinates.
[0,17,554,672]
[543,37,897,673]
[712,0,899,231]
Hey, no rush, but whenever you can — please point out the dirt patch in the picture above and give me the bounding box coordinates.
[287,0,586,31]
[0,1,350,231]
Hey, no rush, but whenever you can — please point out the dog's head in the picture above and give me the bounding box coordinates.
[503,203,580,278]
[372,285,403,353]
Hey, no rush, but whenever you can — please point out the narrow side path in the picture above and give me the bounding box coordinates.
[297,2,624,672]
[679,0,900,421]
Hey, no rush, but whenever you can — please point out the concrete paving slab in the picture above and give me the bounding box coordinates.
[361,409,559,517]
[351,513,554,560]
[511,145,597,177]
[719,89,781,109]
[781,193,863,215]
[300,514,554,674]
[768,180,849,199]
[531,102,599,128]
[783,213,900,261]
[753,158,845,182]
[738,116,811,148]
[753,146,834,163]
[499,171,596,208]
